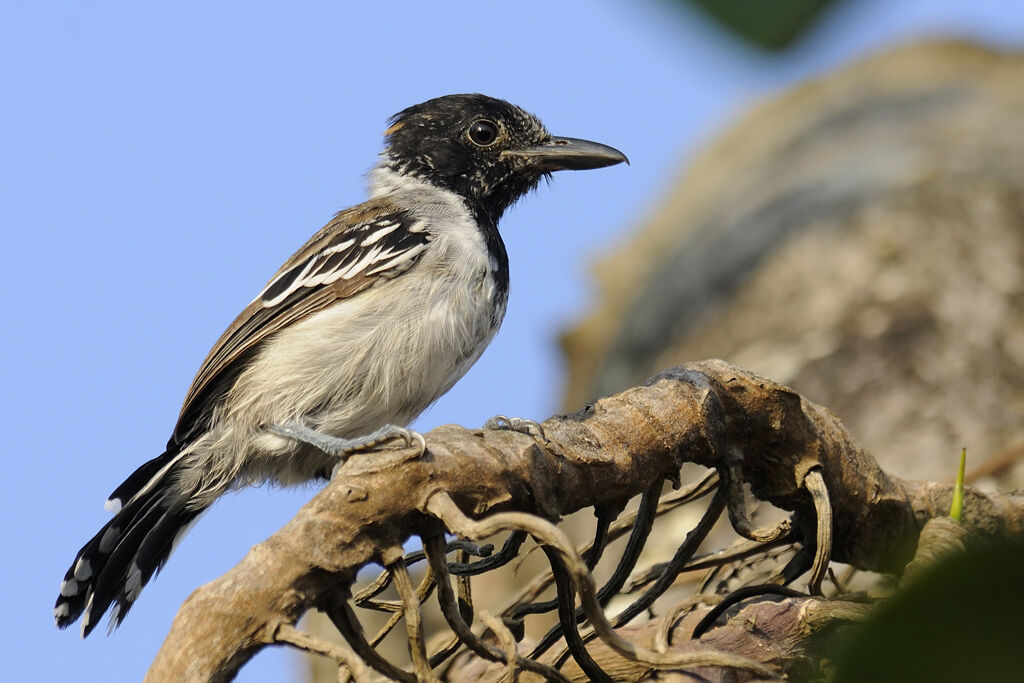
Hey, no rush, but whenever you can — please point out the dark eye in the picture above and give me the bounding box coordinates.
[468,120,499,146]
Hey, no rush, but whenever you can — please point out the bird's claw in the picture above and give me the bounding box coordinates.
[355,425,425,453]
[390,428,427,456]
[484,414,547,440]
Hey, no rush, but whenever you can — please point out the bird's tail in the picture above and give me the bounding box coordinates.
[54,447,205,637]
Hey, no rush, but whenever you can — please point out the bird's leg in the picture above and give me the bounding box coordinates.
[483,414,547,441]
[269,422,426,459]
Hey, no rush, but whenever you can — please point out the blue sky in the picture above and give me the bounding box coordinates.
[3,1,1021,680]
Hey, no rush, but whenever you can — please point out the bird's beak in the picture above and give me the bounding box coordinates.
[501,137,629,171]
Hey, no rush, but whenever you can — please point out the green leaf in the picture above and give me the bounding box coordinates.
[682,0,835,49]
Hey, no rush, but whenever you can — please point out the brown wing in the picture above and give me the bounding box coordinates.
[171,201,431,444]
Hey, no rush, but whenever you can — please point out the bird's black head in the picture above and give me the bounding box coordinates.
[380,94,627,223]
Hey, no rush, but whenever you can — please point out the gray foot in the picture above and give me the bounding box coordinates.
[269,422,426,458]
[483,415,546,440]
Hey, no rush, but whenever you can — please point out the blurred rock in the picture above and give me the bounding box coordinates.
[562,41,1024,481]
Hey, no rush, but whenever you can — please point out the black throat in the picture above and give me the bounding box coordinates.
[465,199,510,322]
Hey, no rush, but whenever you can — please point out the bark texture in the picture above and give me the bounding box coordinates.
[145,361,1024,681]
[561,41,1024,482]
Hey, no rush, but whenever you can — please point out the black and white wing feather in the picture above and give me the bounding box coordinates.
[173,201,431,443]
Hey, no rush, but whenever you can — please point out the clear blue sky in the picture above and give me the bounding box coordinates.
[2,1,1020,680]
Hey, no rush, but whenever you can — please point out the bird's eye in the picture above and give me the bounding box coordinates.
[468,120,499,146]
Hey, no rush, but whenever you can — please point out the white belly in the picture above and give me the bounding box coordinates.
[185,174,507,489]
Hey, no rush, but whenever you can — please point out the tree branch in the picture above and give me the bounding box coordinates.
[145,360,1024,681]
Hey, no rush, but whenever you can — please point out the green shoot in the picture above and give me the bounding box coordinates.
[950,447,966,522]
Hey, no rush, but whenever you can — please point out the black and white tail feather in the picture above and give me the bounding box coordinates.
[55,207,436,636]
[55,448,202,637]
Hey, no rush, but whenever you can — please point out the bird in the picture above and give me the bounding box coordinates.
[55,93,627,637]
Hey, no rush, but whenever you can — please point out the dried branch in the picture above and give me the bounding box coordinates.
[273,624,372,683]
[547,488,730,671]
[477,611,519,683]
[422,534,572,683]
[389,558,434,681]
[327,598,415,683]
[367,564,434,648]
[144,360,1024,682]
[802,468,833,594]
[425,491,775,678]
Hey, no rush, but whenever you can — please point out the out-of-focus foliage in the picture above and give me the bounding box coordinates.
[829,539,1024,682]
[680,0,836,48]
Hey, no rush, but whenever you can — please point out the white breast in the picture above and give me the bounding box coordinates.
[227,171,507,448]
